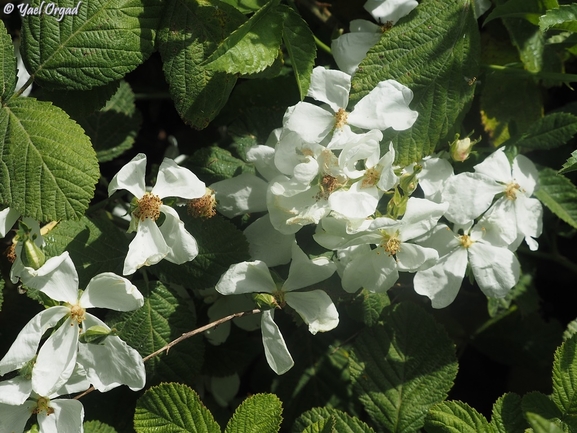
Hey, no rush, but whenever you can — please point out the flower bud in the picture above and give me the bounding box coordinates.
[79,325,117,344]
[17,221,45,270]
[450,136,476,162]
[252,293,279,310]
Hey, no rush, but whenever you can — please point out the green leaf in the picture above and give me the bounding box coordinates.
[21,0,161,90]
[490,393,528,433]
[83,420,118,433]
[425,401,491,433]
[507,113,577,149]
[77,81,142,162]
[42,214,129,287]
[225,394,283,433]
[186,146,255,184]
[345,289,390,327]
[526,413,566,433]
[552,334,577,419]
[1,21,16,102]
[107,281,205,386]
[205,0,283,75]
[301,419,335,433]
[351,0,480,166]
[278,5,316,100]
[522,392,563,424]
[0,97,99,221]
[220,0,269,13]
[349,302,458,433]
[150,212,250,290]
[484,0,559,26]
[157,0,245,129]
[134,383,220,433]
[564,319,577,341]
[540,4,577,33]
[293,407,375,433]
[534,168,577,229]
[559,150,577,175]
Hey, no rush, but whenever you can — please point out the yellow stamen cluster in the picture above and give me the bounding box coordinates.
[334,108,349,130]
[505,182,521,200]
[5,243,16,264]
[134,193,162,221]
[33,397,54,416]
[316,175,340,200]
[272,289,286,308]
[362,167,381,188]
[459,234,474,249]
[188,190,217,219]
[381,232,401,256]
[69,304,86,325]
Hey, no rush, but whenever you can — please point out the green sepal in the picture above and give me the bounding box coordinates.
[79,325,117,345]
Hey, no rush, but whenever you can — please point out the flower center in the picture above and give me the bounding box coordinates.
[33,397,54,416]
[334,108,349,130]
[188,189,216,219]
[70,304,86,325]
[316,175,340,200]
[134,193,162,221]
[381,231,401,256]
[459,234,474,248]
[505,182,521,200]
[362,167,381,188]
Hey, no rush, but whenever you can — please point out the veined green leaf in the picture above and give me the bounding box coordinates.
[1,21,16,102]
[185,145,255,184]
[534,168,577,229]
[526,413,566,433]
[84,420,118,433]
[158,0,246,129]
[204,0,283,75]
[221,0,269,14]
[490,393,528,433]
[0,98,99,221]
[484,0,559,26]
[564,319,577,341]
[134,383,220,433]
[540,4,577,33]
[21,0,161,90]
[278,5,316,100]
[352,0,480,166]
[552,335,577,419]
[559,150,577,174]
[107,281,204,386]
[507,113,577,150]
[349,303,458,433]
[301,419,335,433]
[293,407,375,433]
[425,401,491,433]
[225,394,283,433]
[522,392,564,424]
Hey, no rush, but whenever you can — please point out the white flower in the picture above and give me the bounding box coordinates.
[215,243,338,375]
[363,0,418,24]
[108,153,206,275]
[0,206,21,237]
[0,252,146,396]
[413,218,521,308]
[331,20,382,75]
[283,67,418,147]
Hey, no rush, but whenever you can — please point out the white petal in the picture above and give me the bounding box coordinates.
[364,0,418,23]
[475,199,518,247]
[396,243,438,272]
[123,218,169,275]
[216,261,276,295]
[21,252,78,303]
[375,142,398,192]
[474,148,511,184]
[515,196,543,250]
[152,158,205,199]
[246,144,281,181]
[348,80,418,131]
[261,310,294,375]
[392,197,447,240]
[54,364,90,396]
[159,205,199,264]
[211,174,268,218]
[469,242,520,298]
[33,318,78,397]
[0,207,20,237]
[77,314,146,392]
[418,157,454,202]
[81,273,143,311]
[283,102,336,143]
[342,249,398,293]
[307,66,351,111]
[244,215,295,267]
[284,242,336,291]
[413,248,468,308]
[108,153,147,198]
[338,130,381,179]
[331,21,381,75]
[39,399,84,433]
[329,182,380,219]
[285,290,339,334]
[0,401,35,433]
[0,376,33,405]
[512,154,538,195]
[0,306,69,375]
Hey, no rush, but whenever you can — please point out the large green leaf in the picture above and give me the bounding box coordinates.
[552,334,577,420]
[204,0,283,75]
[1,21,16,102]
[21,0,161,90]
[225,394,283,433]
[0,97,99,221]
[84,420,118,433]
[158,0,246,129]
[525,413,566,433]
[484,0,559,26]
[534,167,577,229]
[425,401,491,433]
[185,146,255,184]
[134,383,220,433]
[507,113,577,150]
[351,0,480,166]
[540,4,577,33]
[490,393,528,433]
[278,5,316,100]
[107,281,205,386]
[293,407,375,433]
[522,392,564,426]
[559,150,577,174]
[349,302,458,433]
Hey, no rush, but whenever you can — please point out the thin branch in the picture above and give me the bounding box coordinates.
[74,308,262,400]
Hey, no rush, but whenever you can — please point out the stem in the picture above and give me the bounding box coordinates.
[10,76,34,100]
[73,308,262,400]
[482,64,577,83]
[314,35,332,55]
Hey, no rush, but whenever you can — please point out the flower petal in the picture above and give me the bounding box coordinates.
[123,218,169,275]
[211,174,268,218]
[108,153,147,198]
[283,102,336,143]
[284,242,336,291]
[0,376,33,405]
[77,314,146,392]
[216,261,276,295]
[331,20,381,75]
[364,0,418,23]
[80,273,143,311]
[244,215,295,267]
[0,306,69,376]
[515,196,543,251]
[38,399,84,433]
[329,182,380,220]
[307,66,351,110]
[469,242,520,298]
[473,148,511,184]
[396,243,438,272]
[0,401,35,433]
[152,158,205,199]
[0,207,20,238]
[285,290,339,334]
[21,252,78,303]
[159,205,199,264]
[342,249,398,293]
[513,154,538,195]
[261,310,294,375]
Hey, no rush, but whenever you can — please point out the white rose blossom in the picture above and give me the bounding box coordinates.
[108,153,206,275]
